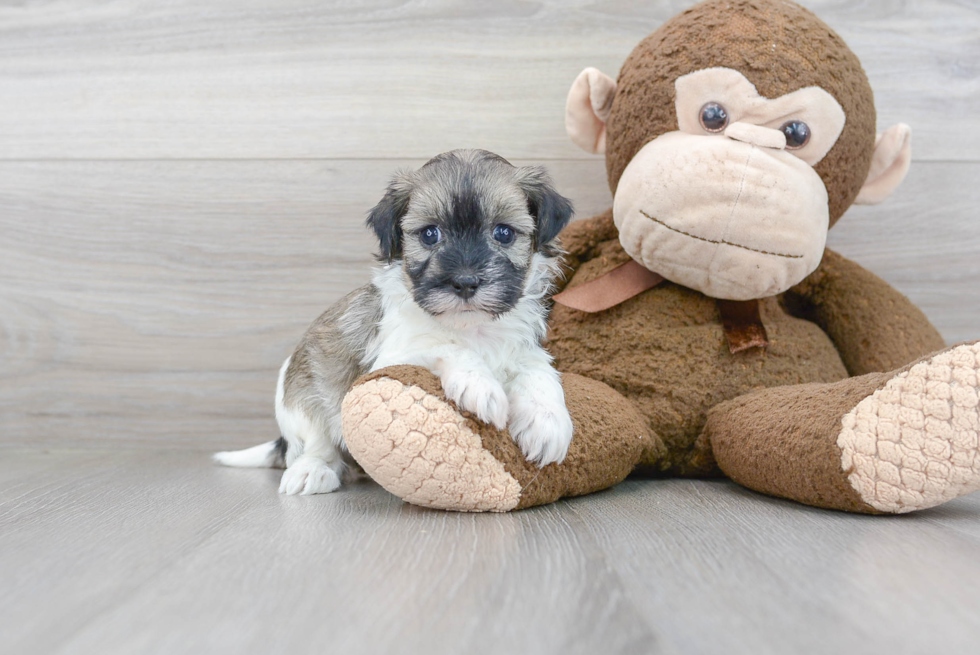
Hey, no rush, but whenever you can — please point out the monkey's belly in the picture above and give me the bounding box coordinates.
[548,282,849,473]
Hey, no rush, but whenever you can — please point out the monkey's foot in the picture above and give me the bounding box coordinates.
[838,342,980,513]
[340,366,654,512]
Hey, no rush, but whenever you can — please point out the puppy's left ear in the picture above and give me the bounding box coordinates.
[366,172,414,262]
[516,167,574,254]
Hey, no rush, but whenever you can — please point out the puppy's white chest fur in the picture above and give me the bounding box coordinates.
[361,255,572,469]
[368,261,552,382]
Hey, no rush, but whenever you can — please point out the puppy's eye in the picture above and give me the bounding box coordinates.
[492,224,516,245]
[699,102,729,133]
[419,225,442,247]
[780,120,811,149]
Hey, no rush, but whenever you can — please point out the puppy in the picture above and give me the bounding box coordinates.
[214,149,576,495]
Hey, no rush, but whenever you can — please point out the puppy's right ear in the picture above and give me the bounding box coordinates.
[366,172,413,262]
[516,166,574,255]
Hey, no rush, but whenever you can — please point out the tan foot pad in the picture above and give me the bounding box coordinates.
[341,376,522,512]
[839,342,980,513]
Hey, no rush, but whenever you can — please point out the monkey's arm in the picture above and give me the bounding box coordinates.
[782,248,946,376]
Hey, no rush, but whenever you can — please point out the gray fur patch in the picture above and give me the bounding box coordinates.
[282,285,382,445]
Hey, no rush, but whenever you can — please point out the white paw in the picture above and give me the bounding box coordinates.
[278,456,341,495]
[508,398,574,467]
[440,367,509,430]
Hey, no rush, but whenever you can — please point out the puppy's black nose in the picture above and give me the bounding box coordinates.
[451,274,480,299]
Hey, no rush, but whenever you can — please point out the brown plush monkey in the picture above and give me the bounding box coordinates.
[341,0,980,514]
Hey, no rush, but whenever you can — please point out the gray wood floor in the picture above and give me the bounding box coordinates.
[4,449,980,655]
[2,1,980,653]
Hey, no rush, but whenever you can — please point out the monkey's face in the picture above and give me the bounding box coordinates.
[613,68,846,300]
[565,0,913,302]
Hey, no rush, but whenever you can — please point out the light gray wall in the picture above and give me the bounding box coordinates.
[1,0,978,449]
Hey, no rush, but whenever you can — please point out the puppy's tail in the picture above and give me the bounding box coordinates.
[213,437,287,469]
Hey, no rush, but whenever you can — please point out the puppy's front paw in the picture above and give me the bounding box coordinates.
[279,456,341,495]
[508,399,574,467]
[440,367,509,430]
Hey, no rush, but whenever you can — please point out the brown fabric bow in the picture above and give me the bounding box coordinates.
[552,260,768,353]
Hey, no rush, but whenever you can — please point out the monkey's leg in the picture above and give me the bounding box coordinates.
[340,365,662,511]
[703,342,980,514]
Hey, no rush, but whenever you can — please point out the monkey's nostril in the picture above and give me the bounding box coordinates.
[451,274,480,299]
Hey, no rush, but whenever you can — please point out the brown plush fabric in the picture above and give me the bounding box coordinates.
[704,374,895,513]
[549,234,852,475]
[508,373,661,509]
[353,366,662,510]
[342,0,966,516]
[605,0,876,226]
[704,372,900,514]
[784,248,947,375]
[553,209,619,290]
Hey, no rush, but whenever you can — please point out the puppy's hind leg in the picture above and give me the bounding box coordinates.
[277,404,346,496]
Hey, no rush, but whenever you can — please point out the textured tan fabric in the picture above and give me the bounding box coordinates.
[341,366,661,511]
[612,131,830,299]
[839,342,980,512]
[341,375,522,512]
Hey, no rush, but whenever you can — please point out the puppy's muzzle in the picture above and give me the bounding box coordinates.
[450,273,481,300]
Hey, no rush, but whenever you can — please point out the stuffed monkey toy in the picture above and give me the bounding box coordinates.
[341,0,980,513]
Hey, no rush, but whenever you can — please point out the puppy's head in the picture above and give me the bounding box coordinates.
[366,149,573,318]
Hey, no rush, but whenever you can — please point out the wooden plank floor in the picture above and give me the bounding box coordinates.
[3,449,980,655]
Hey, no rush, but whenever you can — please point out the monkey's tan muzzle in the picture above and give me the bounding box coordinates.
[613,130,829,301]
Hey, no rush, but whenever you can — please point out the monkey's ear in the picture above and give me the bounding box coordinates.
[366,172,413,262]
[854,124,912,205]
[517,167,574,253]
[565,67,617,155]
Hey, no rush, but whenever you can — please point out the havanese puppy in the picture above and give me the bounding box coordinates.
[214,149,575,495]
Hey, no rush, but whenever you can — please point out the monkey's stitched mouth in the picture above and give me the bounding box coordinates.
[639,210,803,259]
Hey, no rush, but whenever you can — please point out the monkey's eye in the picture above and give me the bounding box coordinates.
[419,225,442,247]
[492,224,516,245]
[780,121,811,149]
[699,102,729,133]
